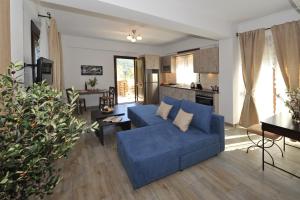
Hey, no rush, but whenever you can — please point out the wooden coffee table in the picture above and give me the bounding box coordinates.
[91,106,131,145]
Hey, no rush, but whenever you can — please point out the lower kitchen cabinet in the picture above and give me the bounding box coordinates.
[159,86,219,113]
[160,86,196,102]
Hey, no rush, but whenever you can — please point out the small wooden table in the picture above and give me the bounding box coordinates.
[91,106,131,145]
[76,89,108,95]
[261,113,300,178]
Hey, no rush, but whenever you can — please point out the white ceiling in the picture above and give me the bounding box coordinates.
[41,3,190,45]
[40,0,294,40]
[97,0,292,23]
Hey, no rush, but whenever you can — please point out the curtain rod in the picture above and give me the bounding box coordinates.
[236,27,271,37]
[38,12,51,19]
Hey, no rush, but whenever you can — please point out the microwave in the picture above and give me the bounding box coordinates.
[161,65,171,73]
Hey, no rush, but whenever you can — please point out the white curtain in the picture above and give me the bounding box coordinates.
[175,54,197,85]
[49,19,64,90]
[39,18,49,58]
[254,30,288,121]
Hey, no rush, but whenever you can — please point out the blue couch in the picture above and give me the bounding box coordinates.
[117,96,225,189]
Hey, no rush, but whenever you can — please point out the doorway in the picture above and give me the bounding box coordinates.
[114,56,136,104]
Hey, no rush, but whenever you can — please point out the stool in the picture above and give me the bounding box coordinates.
[246,124,284,165]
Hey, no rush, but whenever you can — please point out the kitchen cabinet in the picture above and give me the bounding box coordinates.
[160,86,196,102]
[193,50,201,73]
[161,55,176,73]
[144,55,160,69]
[193,47,219,73]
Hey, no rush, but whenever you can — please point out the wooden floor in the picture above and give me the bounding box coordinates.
[47,105,300,200]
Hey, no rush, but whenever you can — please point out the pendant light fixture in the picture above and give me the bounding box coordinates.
[126,30,142,42]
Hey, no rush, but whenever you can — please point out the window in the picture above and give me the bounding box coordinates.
[254,30,288,121]
[175,54,198,85]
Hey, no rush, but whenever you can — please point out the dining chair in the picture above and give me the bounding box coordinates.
[99,87,115,109]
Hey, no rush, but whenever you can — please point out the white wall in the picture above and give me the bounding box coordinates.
[10,0,24,63]
[62,35,163,106]
[219,38,239,124]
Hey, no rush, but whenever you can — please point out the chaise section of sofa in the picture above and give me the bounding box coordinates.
[118,96,225,189]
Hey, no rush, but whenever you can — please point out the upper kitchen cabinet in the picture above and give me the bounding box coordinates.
[193,50,201,73]
[161,55,176,73]
[193,47,219,73]
[144,55,160,69]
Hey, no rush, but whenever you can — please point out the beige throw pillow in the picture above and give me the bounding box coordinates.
[173,109,194,132]
[156,101,173,120]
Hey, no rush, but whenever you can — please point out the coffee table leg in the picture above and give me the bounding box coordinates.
[120,121,131,130]
[95,125,104,145]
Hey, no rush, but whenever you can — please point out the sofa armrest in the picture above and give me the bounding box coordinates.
[210,114,225,152]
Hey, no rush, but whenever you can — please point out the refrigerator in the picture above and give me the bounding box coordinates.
[145,69,159,104]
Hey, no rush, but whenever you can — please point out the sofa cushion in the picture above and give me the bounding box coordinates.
[128,105,166,127]
[173,108,194,132]
[162,96,182,120]
[180,100,213,133]
[156,101,173,120]
[155,123,220,154]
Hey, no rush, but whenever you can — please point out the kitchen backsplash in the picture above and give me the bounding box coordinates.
[160,72,218,89]
[161,73,176,84]
[199,73,219,88]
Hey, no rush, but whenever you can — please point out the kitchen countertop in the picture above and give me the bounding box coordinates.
[160,84,219,94]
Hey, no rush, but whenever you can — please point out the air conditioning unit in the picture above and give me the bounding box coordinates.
[290,0,300,11]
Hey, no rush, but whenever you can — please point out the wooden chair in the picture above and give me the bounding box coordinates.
[66,88,86,114]
[99,87,115,109]
[246,124,284,165]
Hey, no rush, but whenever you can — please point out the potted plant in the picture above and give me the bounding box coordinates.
[279,88,300,123]
[87,77,98,90]
[0,62,98,199]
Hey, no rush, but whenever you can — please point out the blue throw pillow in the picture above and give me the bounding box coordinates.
[180,100,213,133]
[162,96,182,120]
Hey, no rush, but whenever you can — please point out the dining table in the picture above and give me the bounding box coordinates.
[261,113,300,178]
[76,89,108,96]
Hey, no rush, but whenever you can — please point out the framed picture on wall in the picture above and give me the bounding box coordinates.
[81,65,103,75]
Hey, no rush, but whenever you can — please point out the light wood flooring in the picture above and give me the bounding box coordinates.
[47,105,300,200]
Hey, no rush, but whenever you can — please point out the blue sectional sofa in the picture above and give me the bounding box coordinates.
[117,96,225,189]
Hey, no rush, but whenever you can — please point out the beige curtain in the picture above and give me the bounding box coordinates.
[0,0,11,74]
[271,21,300,89]
[49,18,63,90]
[239,29,265,127]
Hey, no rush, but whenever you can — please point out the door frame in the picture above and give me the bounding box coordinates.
[114,55,137,104]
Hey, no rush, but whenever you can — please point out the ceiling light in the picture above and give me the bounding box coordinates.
[126,29,142,42]
[127,35,132,40]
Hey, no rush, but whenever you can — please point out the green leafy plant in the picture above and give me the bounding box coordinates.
[0,63,98,199]
[278,88,300,122]
[88,77,98,88]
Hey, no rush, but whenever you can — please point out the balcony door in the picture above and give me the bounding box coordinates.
[114,56,136,104]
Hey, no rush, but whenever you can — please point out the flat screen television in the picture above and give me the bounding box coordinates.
[36,57,53,85]
[24,57,53,87]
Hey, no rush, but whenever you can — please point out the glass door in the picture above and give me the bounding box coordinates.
[114,56,136,104]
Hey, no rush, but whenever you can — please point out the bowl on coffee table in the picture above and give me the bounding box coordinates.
[101,106,114,114]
